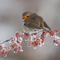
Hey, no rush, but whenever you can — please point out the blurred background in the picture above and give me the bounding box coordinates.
[0,0,60,60]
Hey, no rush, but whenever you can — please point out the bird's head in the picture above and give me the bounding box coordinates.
[22,11,32,22]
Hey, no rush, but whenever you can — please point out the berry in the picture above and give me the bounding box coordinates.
[24,33,29,39]
[41,31,48,38]
[36,39,40,44]
[1,46,8,56]
[33,33,37,35]
[1,50,7,55]
[28,40,32,45]
[10,37,15,43]
[41,38,44,43]
[17,37,22,44]
[13,43,18,47]
[13,47,19,52]
[0,45,2,50]
[15,32,22,37]
[18,46,22,50]
[53,40,59,44]
[10,45,14,49]
[49,30,55,36]
[32,42,38,47]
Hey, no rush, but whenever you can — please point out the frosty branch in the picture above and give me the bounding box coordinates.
[0,30,60,57]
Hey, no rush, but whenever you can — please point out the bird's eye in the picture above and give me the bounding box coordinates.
[27,16,29,17]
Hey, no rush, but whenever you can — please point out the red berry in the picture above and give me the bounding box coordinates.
[33,33,37,35]
[17,38,22,43]
[17,40,19,43]
[53,40,59,44]
[41,38,44,43]
[33,37,37,40]
[32,42,38,47]
[1,49,7,56]
[18,46,22,50]
[14,47,19,52]
[10,45,14,49]
[10,37,15,43]
[36,39,40,44]
[0,45,2,50]
[11,37,15,40]
[24,33,29,39]
[28,40,32,45]
[13,43,18,47]
[49,30,55,36]
[41,31,48,38]
[15,32,22,37]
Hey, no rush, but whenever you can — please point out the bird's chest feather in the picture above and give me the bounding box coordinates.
[22,24,42,34]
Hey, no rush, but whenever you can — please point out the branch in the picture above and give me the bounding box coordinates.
[0,30,60,57]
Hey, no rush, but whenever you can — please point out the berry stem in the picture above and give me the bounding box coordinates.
[54,30,60,32]
[0,39,11,44]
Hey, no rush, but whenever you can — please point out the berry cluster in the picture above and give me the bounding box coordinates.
[0,30,60,57]
[0,44,8,57]
[9,32,23,53]
[24,31,48,48]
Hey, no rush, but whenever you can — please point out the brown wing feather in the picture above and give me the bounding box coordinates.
[24,19,41,29]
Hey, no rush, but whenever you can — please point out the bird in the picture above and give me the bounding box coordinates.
[22,11,51,34]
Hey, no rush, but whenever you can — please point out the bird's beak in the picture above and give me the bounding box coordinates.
[23,19,26,22]
[22,18,24,19]
[22,17,25,22]
[22,17,26,22]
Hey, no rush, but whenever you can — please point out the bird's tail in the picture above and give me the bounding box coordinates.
[43,21,51,32]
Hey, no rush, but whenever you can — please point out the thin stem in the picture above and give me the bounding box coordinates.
[54,30,60,32]
[0,39,11,44]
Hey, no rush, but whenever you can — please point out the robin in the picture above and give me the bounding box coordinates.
[22,11,51,34]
